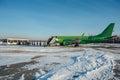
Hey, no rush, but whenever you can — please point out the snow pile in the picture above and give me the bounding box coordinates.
[0,45,117,80]
[35,49,114,80]
[18,74,24,80]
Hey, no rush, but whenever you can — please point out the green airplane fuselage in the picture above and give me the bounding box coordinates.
[56,35,105,45]
[49,23,114,46]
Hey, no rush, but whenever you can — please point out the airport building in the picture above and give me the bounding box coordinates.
[104,36,120,43]
[6,38,29,45]
[29,40,47,46]
[0,38,47,46]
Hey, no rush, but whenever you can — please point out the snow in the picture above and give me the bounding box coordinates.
[0,46,80,66]
[34,72,41,80]
[80,43,120,48]
[18,74,24,80]
[0,45,120,80]
[36,49,114,80]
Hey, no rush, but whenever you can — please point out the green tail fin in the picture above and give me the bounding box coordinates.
[97,23,115,37]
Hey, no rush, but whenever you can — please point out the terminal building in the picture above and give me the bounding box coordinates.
[29,40,47,46]
[0,38,47,46]
[104,36,120,43]
[6,38,29,45]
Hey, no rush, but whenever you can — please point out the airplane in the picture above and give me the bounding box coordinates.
[48,23,115,46]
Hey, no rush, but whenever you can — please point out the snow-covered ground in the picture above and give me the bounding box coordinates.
[80,43,120,48]
[0,44,120,80]
[36,50,114,80]
[0,46,82,66]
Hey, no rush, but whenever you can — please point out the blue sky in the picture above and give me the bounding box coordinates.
[0,0,120,40]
